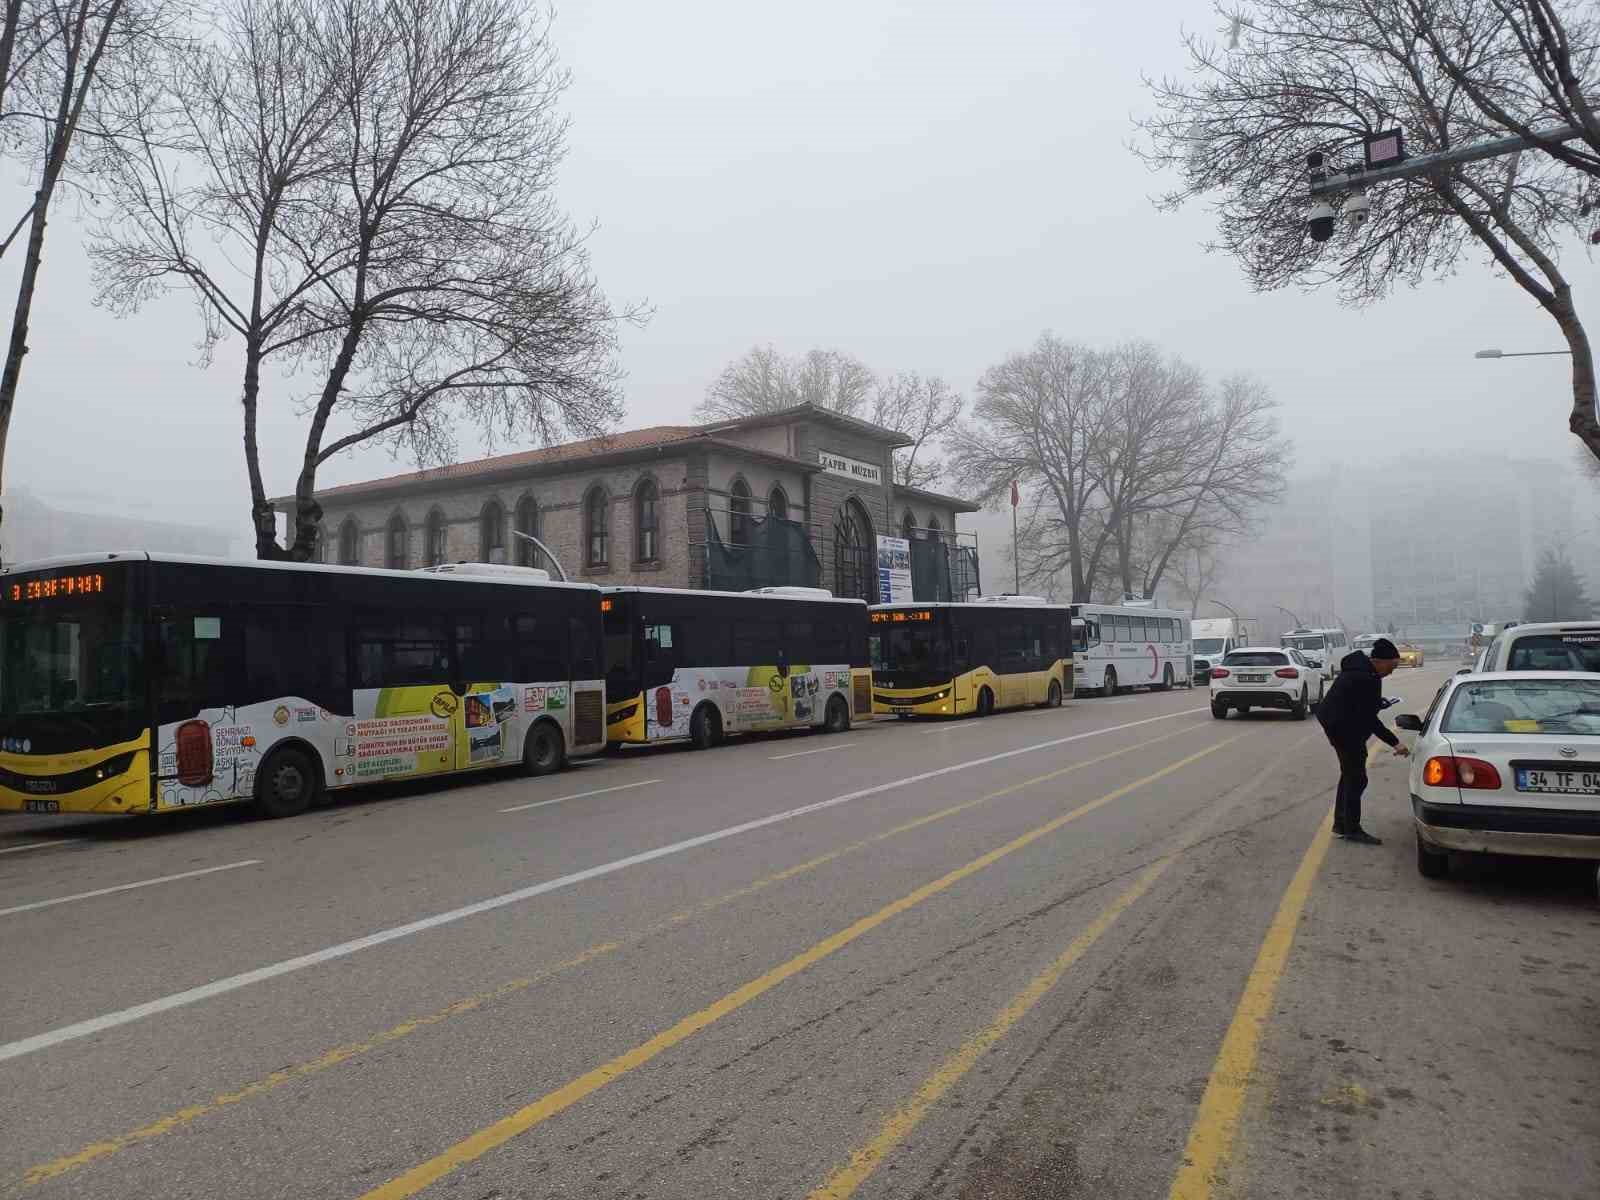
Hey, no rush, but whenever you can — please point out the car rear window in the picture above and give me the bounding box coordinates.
[1442,679,1600,735]
[1223,652,1287,667]
[1506,633,1600,672]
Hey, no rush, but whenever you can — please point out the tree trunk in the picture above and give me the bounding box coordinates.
[1550,286,1600,462]
[0,185,57,564]
[242,339,284,560]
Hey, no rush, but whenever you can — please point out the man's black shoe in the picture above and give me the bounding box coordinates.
[1344,829,1383,845]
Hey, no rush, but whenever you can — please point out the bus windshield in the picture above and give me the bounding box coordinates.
[0,565,144,752]
[602,596,638,698]
[871,621,951,682]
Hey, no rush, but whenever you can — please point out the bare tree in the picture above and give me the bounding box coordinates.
[698,346,962,487]
[0,0,171,561]
[1136,0,1600,462]
[868,371,962,488]
[93,0,637,560]
[696,345,875,421]
[1168,528,1225,620]
[949,334,1112,601]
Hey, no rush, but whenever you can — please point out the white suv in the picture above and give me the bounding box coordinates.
[1210,647,1325,720]
[1474,621,1600,673]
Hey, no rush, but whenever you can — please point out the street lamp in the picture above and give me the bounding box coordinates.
[1205,597,1243,622]
[1273,604,1304,628]
[1474,347,1571,359]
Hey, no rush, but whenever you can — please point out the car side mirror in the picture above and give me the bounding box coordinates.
[1394,713,1423,732]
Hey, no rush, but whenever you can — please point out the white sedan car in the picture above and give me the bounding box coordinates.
[1209,647,1325,720]
[1396,672,1600,879]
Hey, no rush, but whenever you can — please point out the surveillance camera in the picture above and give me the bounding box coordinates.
[1307,200,1336,243]
[1344,189,1371,227]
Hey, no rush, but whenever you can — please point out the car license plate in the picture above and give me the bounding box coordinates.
[24,799,60,813]
[1238,674,1267,684]
[1515,768,1600,795]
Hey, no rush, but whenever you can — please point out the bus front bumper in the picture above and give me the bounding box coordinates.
[605,696,647,744]
[873,684,957,717]
[0,749,152,816]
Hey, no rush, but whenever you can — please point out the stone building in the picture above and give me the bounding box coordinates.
[280,404,981,603]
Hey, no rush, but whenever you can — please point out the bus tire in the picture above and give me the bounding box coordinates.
[1157,665,1173,692]
[690,703,722,750]
[824,694,851,733]
[1103,667,1118,696]
[254,746,318,820]
[976,687,994,717]
[1044,680,1063,708]
[522,720,565,776]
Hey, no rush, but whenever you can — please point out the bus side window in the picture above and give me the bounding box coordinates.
[570,613,602,681]
[510,615,567,682]
[156,612,233,725]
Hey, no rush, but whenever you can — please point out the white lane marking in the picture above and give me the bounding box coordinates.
[0,705,1204,1064]
[499,778,662,814]
[0,860,263,918]
[769,742,859,760]
[0,839,84,856]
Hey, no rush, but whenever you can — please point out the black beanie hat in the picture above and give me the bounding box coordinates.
[1370,638,1400,660]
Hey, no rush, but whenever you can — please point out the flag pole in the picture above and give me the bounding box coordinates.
[1010,480,1020,594]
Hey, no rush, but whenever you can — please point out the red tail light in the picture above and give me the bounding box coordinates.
[1274,667,1299,679]
[174,720,213,787]
[1422,755,1502,790]
[1211,667,1230,679]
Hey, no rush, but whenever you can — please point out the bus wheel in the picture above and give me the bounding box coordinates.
[824,694,851,733]
[976,687,994,717]
[255,747,318,820]
[1044,680,1063,708]
[1103,667,1118,696]
[690,703,722,749]
[1157,665,1174,692]
[522,720,565,776]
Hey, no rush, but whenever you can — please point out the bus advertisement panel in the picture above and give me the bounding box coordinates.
[602,587,871,749]
[1071,602,1190,695]
[869,599,1073,718]
[0,554,606,820]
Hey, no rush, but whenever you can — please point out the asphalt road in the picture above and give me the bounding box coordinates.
[0,668,1594,1200]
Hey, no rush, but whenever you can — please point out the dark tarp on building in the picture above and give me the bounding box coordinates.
[704,512,821,591]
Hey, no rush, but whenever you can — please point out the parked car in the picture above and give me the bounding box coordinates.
[1474,620,1600,673]
[1209,647,1325,720]
[1396,672,1600,879]
[1398,642,1425,668]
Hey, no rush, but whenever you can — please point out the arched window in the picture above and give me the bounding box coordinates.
[927,513,943,542]
[514,495,540,567]
[634,479,659,562]
[901,510,917,540]
[768,486,789,523]
[729,478,752,546]
[425,509,447,567]
[585,486,610,567]
[833,497,875,602]
[479,499,505,562]
[385,513,409,570]
[338,518,360,566]
[311,524,326,563]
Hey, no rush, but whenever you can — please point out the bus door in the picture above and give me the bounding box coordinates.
[642,618,681,738]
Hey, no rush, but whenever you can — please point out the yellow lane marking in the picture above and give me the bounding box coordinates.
[357,734,1248,1200]
[1165,807,1335,1200]
[807,855,1173,1199]
[19,721,1215,1190]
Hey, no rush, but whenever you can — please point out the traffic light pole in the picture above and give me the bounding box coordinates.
[1308,124,1585,198]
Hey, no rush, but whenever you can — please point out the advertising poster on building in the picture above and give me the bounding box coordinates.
[876,535,913,604]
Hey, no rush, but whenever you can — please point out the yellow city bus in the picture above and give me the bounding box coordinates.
[601,586,872,748]
[0,553,607,820]
[870,597,1073,718]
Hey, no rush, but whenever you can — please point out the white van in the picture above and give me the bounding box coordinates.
[1279,627,1348,681]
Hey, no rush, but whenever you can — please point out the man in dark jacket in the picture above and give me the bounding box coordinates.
[1316,638,1409,844]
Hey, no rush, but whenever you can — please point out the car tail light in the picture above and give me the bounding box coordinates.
[1274,667,1299,679]
[1211,667,1230,679]
[174,720,213,787]
[1422,755,1502,790]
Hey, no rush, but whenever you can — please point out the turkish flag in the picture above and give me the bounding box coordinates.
[1010,480,1020,508]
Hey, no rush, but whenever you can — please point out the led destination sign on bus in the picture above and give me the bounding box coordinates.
[870,609,933,624]
[6,573,104,603]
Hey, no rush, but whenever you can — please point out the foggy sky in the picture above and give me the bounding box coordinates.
[0,0,1585,551]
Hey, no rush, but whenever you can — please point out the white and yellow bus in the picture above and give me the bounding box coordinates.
[0,553,607,820]
[1071,602,1191,695]
[601,586,872,748]
[869,597,1073,718]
